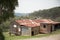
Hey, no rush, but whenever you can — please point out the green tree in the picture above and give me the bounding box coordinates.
[0,0,18,40]
[0,0,18,23]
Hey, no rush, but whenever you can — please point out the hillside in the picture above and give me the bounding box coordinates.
[29,7,60,21]
[14,13,28,16]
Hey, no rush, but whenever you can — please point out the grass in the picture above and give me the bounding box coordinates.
[3,29,60,40]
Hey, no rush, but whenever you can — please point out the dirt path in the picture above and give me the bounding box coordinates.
[21,34,60,40]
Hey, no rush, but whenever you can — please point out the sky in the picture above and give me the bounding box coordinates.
[14,0,60,13]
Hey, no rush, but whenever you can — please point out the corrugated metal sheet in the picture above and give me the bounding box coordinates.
[15,19,60,27]
[15,19,40,27]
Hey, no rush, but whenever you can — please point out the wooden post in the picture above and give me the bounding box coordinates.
[52,25,55,31]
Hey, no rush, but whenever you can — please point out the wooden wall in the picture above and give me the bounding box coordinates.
[40,23,52,33]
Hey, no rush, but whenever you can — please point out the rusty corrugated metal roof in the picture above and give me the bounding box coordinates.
[15,19,60,27]
[15,19,40,27]
[34,19,60,24]
[34,19,54,23]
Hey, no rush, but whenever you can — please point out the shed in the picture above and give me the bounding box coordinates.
[34,19,60,33]
[9,19,40,36]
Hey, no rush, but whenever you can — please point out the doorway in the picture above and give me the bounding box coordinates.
[54,24,60,30]
[51,26,53,32]
[31,31,34,36]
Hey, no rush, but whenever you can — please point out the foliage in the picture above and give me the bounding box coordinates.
[0,0,18,23]
[54,17,60,22]
[0,20,11,32]
[0,28,5,40]
[29,7,60,21]
[0,0,18,40]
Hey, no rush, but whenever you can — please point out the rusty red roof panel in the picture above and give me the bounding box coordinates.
[34,19,54,23]
[34,19,60,24]
[15,19,40,27]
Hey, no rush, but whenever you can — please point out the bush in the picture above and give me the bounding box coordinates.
[0,20,10,32]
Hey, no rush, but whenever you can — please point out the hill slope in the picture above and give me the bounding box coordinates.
[14,13,28,16]
[29,7,60,21]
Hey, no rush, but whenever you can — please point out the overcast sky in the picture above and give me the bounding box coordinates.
[14,0,60,13]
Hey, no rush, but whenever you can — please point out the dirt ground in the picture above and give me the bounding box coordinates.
[21,34,60,40]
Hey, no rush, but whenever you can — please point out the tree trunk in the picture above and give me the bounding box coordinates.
[0,4,3,24]
[0,6,1,16]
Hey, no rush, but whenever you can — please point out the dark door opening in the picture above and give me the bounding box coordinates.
[54,25,57,31]
[51,26,52,32]
[54,24,60,30]
[31,31,34,36]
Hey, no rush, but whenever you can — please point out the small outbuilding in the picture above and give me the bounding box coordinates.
[34,19,60,33]
[9,19,40,36]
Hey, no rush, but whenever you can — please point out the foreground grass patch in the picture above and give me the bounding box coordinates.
[3,29,60,40]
